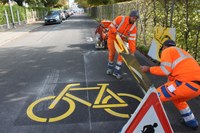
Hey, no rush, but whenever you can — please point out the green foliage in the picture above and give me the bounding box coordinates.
[0,5,7,24]
[114,0,131,3]
[0,0,7,4]
[0,5,49,25]
[12,5,26,21]
[87,0,200,62]
[0,5,26,25]
[87,0,110,6]
[40,0,59,7]
[137,45,149,55]
[55,0,67,8]
[75,0,131,7]
[26,0,44,7]
[26,6,51,19]
[172,0,200,62]
[0,0,64,7]
[75,0,88,8]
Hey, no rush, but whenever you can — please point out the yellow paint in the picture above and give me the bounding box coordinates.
[65,93,92,107]
[93,103,128,108]
[27,83,88,123]
[94,84,109,104]
[70,87,100,91]
[106,88,126,103]
[49,97,75,122]
[27,83,143,123]
[104,108,129,118]
[48,83,80,109]
[27,96,75,122]
[102,93,142,118]
[27,96,53,122]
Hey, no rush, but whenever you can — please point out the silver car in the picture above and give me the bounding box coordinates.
[44,10,62,25]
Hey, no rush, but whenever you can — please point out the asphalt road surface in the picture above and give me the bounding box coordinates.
[0,14,199,133]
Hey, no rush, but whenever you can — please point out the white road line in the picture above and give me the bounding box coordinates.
[86,37,93,42]
[83,52,92,130]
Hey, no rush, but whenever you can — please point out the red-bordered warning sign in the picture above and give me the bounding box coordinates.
[121,87,174,133]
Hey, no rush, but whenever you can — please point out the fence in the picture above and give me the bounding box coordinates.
[86,0,200,62]
[0,5,49,31]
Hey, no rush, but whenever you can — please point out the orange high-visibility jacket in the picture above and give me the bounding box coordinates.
[150,47,200,82]
[108,16,137,53]
[95,20,112,40]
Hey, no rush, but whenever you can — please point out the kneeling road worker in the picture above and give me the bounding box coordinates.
[141,39,200,130]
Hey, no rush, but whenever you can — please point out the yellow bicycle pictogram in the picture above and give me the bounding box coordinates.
[27,83,142,122]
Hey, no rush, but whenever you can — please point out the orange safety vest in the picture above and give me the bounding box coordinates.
[150,47,200,82]
[108,16,137,53]
[95,20,112,40]
[101,20,112,28]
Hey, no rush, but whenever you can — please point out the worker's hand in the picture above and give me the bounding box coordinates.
[140,66,150,73]
[124,36,129,42]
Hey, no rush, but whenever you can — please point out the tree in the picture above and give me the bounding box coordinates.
[41,0,59,7]
[0,0,7,4]
[87,0,110,6]
[76,0,88,8]
[9,0,60,7]
[114,0,131,3]
[54,0,67,8]
[26,0,44,6]
[13,0,24,6]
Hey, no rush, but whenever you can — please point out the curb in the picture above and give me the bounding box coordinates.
[135,50,157,66]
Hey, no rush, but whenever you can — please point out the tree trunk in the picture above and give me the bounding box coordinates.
[194,30,199,60]
[164,0,168,27]
[169,0,175,27]
[185,0,189,51]
[153,0,156,26]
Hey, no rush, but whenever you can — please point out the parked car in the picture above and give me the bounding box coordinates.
[44,10,62,25]
[58,10,66,20]
[63,10,70,19]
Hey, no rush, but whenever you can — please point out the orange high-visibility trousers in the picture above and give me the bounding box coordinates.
[107,37,123,62]
[157,80,200,110]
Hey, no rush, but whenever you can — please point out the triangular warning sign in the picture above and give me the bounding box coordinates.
[121,87,174,133]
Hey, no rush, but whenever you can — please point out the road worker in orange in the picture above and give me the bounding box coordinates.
[141,39,200,130]
[95,19,111,49]
[106,10,139,79]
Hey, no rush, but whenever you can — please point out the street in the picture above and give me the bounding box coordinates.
[0,14,199,133]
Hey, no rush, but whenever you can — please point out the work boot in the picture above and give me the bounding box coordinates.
[113,63,122,79]
[180,118,199,130]
[106,62,114,75]
[179,107,199,130]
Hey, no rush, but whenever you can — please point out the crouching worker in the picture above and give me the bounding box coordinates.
[106,10,139,79]
[140,39,200,130]
[95,20,111,49]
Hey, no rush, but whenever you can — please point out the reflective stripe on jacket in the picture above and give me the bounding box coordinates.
[150,47,200,82]
[108,16,137,53]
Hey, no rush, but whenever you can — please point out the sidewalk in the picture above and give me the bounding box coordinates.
[0,21,43,46]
